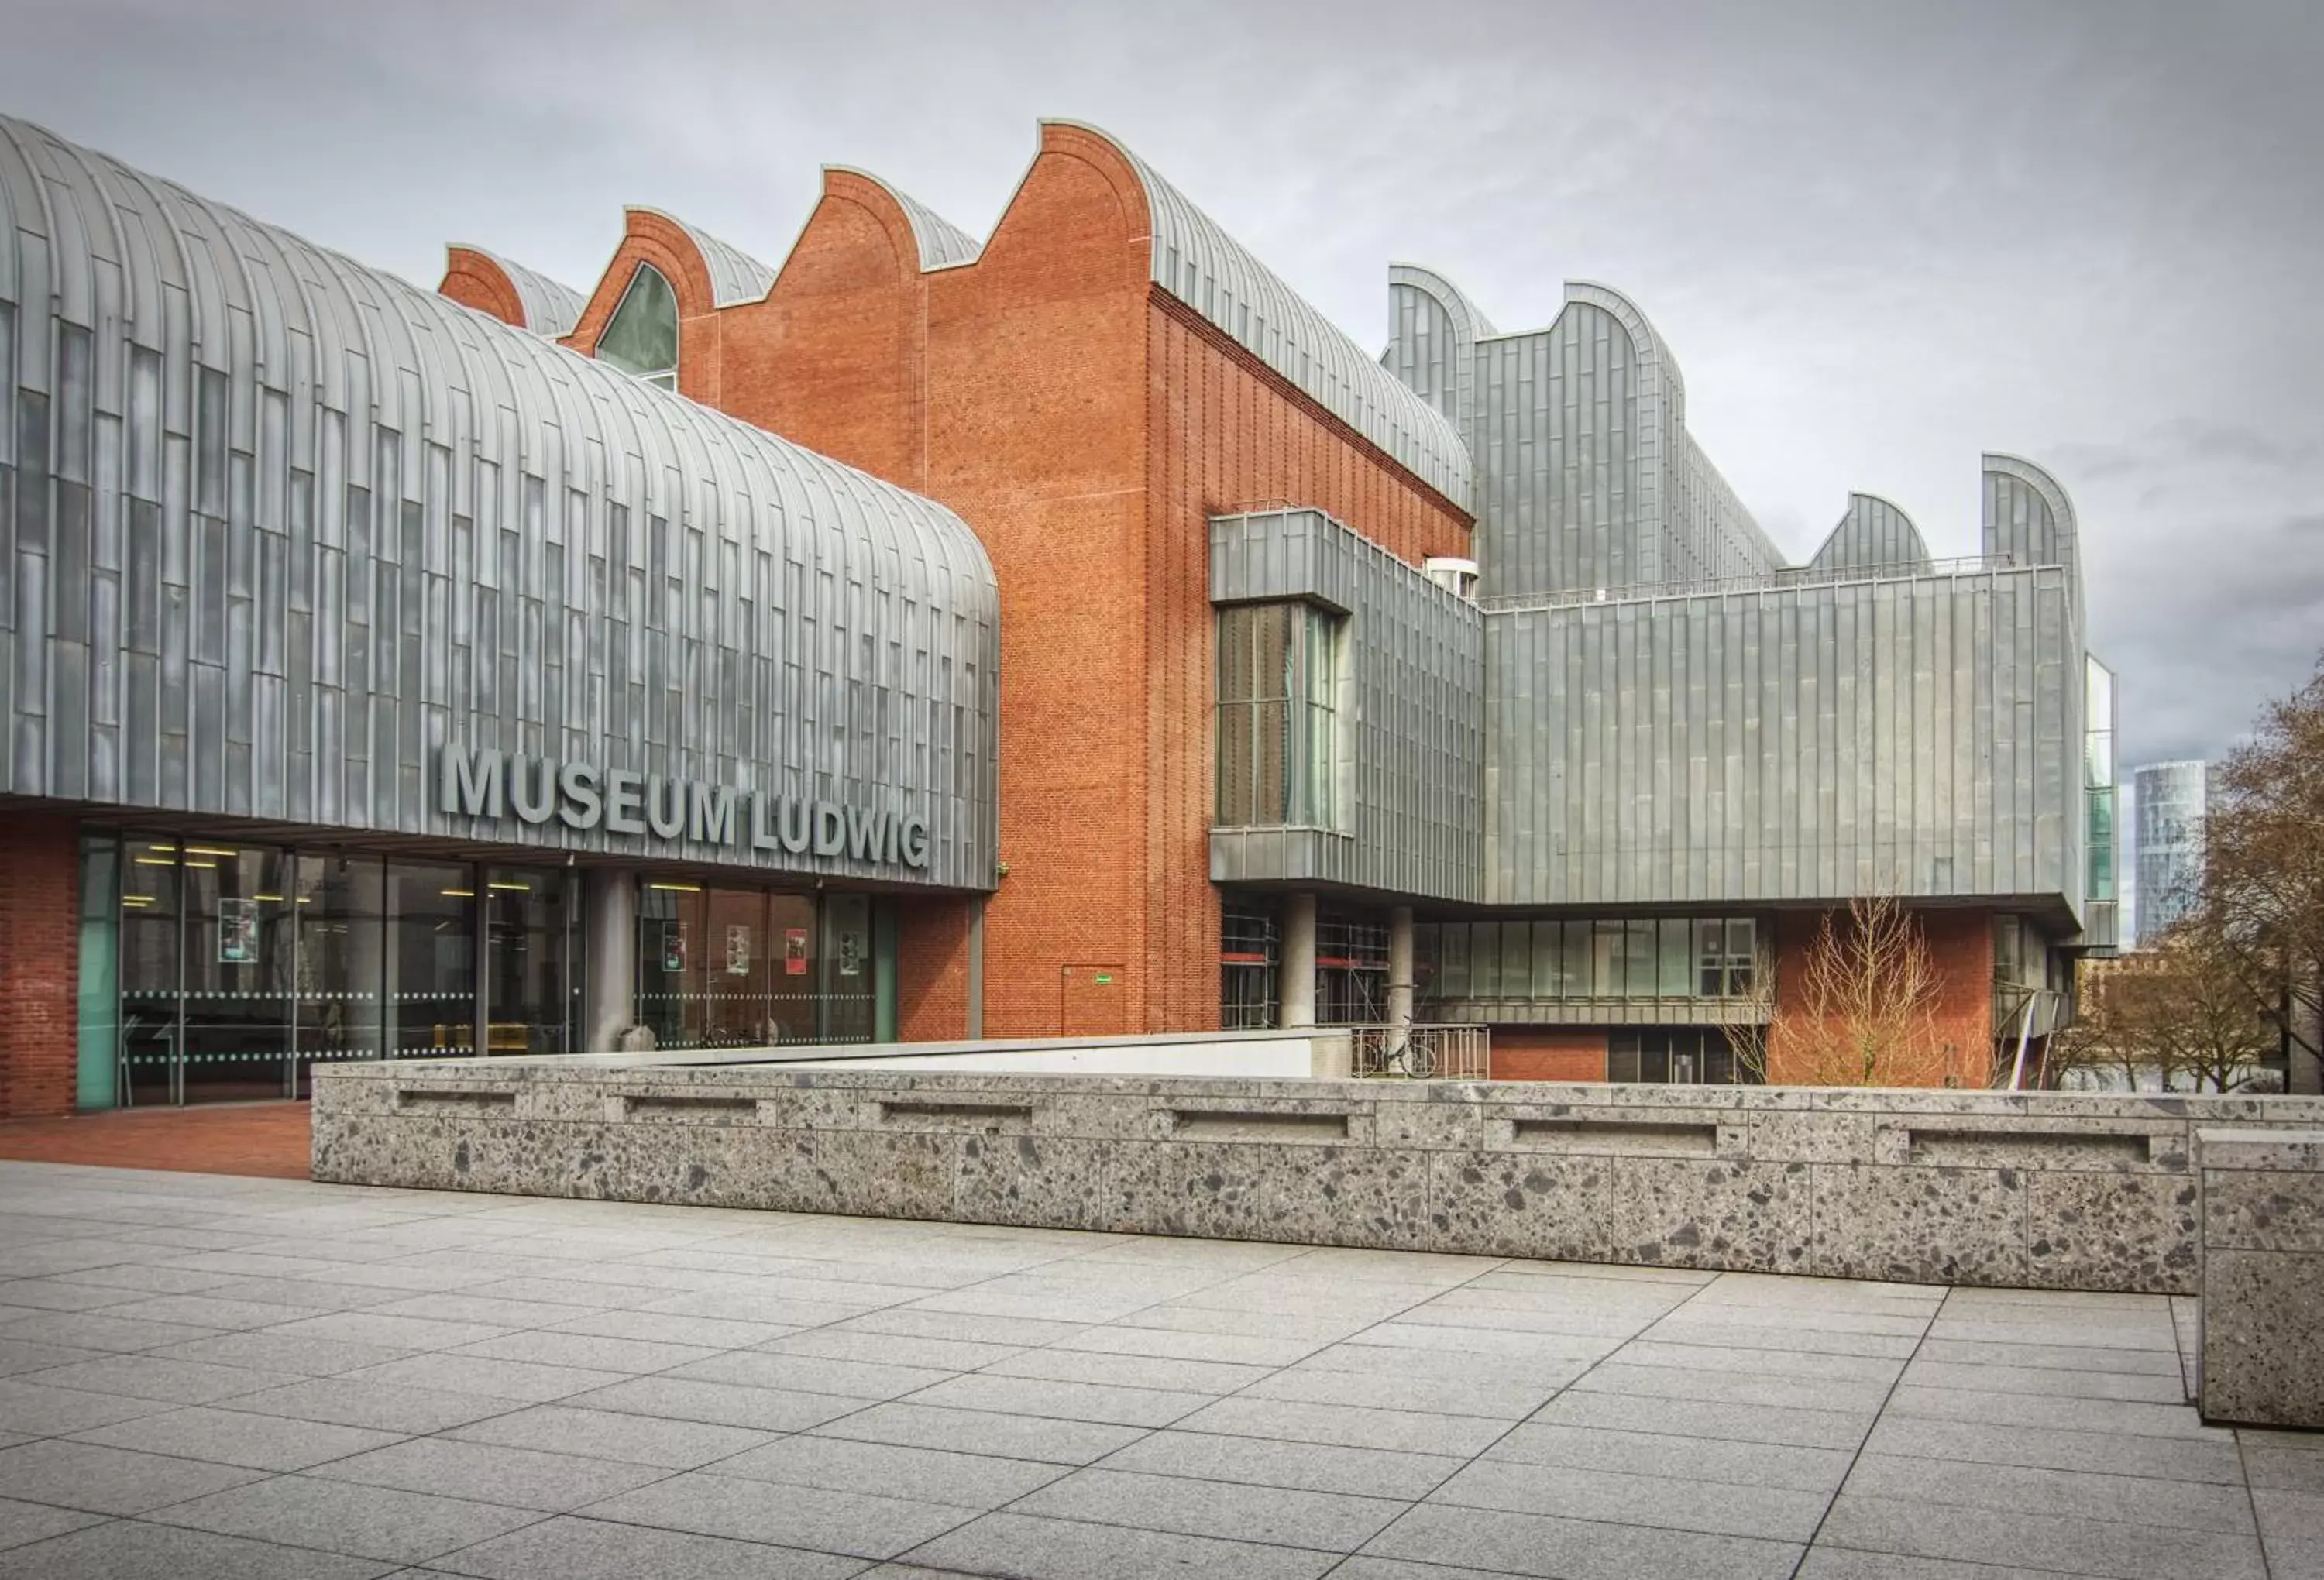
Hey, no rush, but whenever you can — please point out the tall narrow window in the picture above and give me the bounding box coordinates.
[597,263,679,390]
[1215,602,1342,828]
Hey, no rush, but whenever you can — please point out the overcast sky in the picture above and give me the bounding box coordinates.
[5,0,2318,778]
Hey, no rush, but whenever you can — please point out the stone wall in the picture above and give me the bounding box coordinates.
[311,1063,2324,1295]
[2199,1128,2324,1425]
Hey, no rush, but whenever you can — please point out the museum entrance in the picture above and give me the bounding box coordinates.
[92,833,579,1108]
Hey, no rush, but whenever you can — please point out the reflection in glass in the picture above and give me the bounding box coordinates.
[485,867,576,1055]
[388,861,476,1057]
[180,845,295,1101]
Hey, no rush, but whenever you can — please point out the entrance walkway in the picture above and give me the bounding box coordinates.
[0,1104,309,1180]
[0,1159,2312,1577]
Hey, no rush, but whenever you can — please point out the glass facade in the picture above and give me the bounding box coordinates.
[1608,1028,1752,1085]
[1215,602,1342,829]
[101,838,574,1106]
[79,833,900,1104]
[1418,917,1761,1004]
[636,884,878,1051]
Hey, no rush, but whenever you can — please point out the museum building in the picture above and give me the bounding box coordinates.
[0,111,2114,1115]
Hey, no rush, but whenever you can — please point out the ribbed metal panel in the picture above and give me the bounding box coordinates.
[449,244,585,338]
[1382,264,1494,435]
[1391,273,1780,601]
[1208,509,1482,902]
[1806,493,1932,578]
[0,113,999,890]
[825,167,980,270]
[1485,566,2084,909]
[624,206,776,307]
[1045,122,1471,511]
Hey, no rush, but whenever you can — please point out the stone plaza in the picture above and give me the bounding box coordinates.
[0,1156,2316,1579]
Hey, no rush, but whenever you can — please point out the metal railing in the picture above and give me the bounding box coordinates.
[1349,1022,1490,1080]
[1478,554,2023,615]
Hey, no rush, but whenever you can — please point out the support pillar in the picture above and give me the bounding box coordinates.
[1281,893,1318,1029]
[582,870,637,1053]
[1387,905,1415,1050]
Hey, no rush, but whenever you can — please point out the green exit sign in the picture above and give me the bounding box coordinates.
[1094,974,1113,984]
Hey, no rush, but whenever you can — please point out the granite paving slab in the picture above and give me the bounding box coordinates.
[0,1158,2309,1580]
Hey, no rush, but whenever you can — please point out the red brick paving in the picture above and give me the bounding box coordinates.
[0,1101,311,1180]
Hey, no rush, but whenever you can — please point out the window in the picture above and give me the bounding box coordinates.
[1215,602,1342,828]
[1416,915,1763,1005]
[598,263,679,390]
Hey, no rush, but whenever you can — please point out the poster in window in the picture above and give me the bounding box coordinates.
[837,932,862,977]
[218,898,258,964]
[662,922,687,974]
[725,925,751,976]
[783,927,809,976]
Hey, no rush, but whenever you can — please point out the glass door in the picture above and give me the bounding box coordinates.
[178,844,296,1101]
[118,843,180,1105]
[484,867,577,1056]
[820,892,873,1044]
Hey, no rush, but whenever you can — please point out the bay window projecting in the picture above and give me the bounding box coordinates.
[598,263,679,390]
[1216,602,1342,829]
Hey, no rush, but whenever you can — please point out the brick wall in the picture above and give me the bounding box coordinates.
[1489,1027,1609,1082]
[895,893,977,1042]
[438,247,527,329]
[0,813,81,1118]
[487,125,1472,1042]
[1769,905,1996,1087]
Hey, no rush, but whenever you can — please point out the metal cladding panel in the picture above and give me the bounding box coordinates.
[1806,493,1932,579]
[1485,565,2085,912]
[0,114,1000,891]
[1045,122,1470,511]
[1383,264,1494,435]
[1210,508,1483,902]
[626,206,778,307]
[1390,273,1779,602]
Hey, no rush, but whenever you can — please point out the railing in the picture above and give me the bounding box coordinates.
[1349,1022,1490,1080]
[1478,554,2022,615]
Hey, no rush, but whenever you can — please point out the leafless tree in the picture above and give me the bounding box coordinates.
[1719,939,1777,1084]
[2051,919,2278,1092]
[1779,894,1957,1087]
[2202,654,2324,1089]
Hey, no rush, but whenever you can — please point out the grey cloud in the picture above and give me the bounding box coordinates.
[2,0,2316,768]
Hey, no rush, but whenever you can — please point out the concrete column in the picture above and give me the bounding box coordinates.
[1281,893,1318,1029]
[1387,905,1415,1049]
[581,870,637,1053]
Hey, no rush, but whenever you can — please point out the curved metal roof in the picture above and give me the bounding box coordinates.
[1982,452,2080,571]
[1047,121,1473,511]
[825,166,981,270]
[625,205,778,307]
[1387,262,1499,341]
[448,242,586,338]
[0,112,999,884]
[1807,493,1932,578]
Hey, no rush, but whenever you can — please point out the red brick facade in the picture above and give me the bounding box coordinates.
[1490,1029,1611,1083]
[1767,906,1996,1087]
[539,125,1469,1040]
[438,246,531,329]
[0,813,81,1119]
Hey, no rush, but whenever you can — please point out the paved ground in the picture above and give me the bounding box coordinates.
[0,1104,310,1179]
[0,1161,2314,1579]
